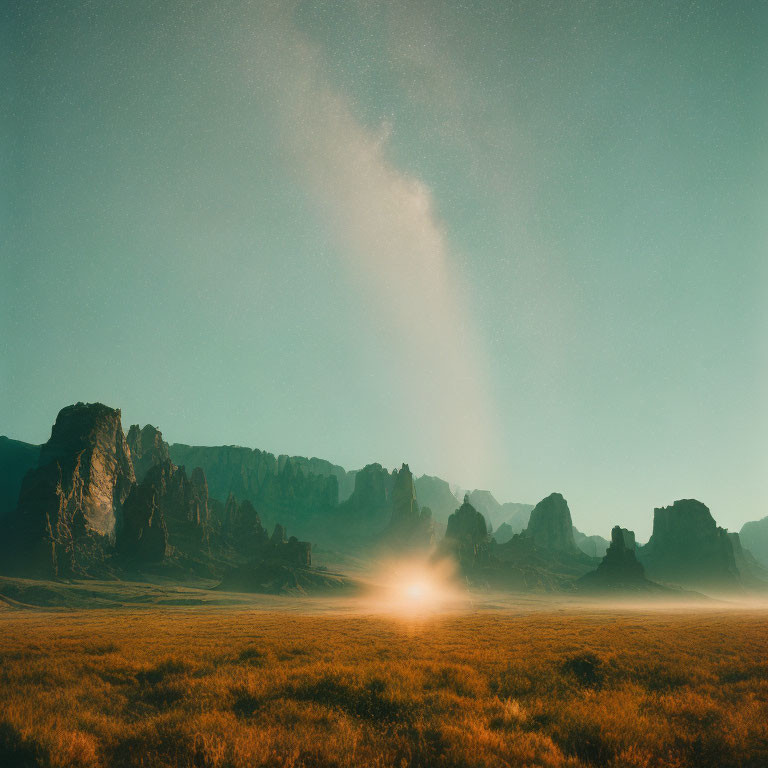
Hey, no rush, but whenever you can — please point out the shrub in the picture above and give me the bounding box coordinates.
[562,653,603,689]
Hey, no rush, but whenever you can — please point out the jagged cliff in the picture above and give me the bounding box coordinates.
[3,403,136,577]
[447,494,575,594]
[117,460,210,562]
[330,463,395,543]
[577,526,660,591]
[727,532,768,589]
[0,406,329,584]
[14,401,758,600]
[219,493,269,552]
[126,424,171,482]
[167,444,339,536]
[169,444,349,501]
[441,495,489,568]
[382,464,434,549]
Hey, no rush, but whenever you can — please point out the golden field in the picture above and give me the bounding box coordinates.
[1,605,767,768]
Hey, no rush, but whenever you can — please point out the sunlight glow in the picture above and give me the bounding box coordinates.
[405,581,429,600]
[363,556,469,617]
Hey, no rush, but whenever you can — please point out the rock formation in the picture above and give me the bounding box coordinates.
[343,463,392,515]
[442,495,489,568]
[577,526,657,590]
[391,463,418,523]
[484,493,598,590]
[256,457,338,534]
[295,457,356,502]
[164,444,537,556]
[637,499,740,590]
[331,463,395,542]
[520,493,579,553]
[117,477,168,563]
[268,523,312,567]
[5,403,135,576]
[126,424,170,482]
[383,464,434,549]
[117,459,211,563]
[209,492,310,566]
[220,493,269,552]
[217,521,318,594]
[442,495,586,591]
[0,402,329,583]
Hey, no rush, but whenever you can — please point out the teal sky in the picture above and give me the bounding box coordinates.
[3,0,766,539]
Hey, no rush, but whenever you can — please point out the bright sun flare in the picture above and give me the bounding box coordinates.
[404,580,431,602]
[366,558,467,616]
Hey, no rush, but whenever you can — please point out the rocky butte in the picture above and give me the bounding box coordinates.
[441,495,489,569]
[637,499,741,590]
[520,492,580,553]
[382,463,435,550]
[4,403,135,577]
[578,526,662,592]
[485,493,599,591]
[126,424,171,483]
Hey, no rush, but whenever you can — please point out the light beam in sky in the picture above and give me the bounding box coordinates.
[239,4,503,488]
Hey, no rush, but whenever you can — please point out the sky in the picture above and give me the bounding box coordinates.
[2,0,767,539]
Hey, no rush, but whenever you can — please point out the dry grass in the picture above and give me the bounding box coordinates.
[1,607,767,767]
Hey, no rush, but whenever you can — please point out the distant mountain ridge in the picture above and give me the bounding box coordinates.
[467,489,534,531]
[168,444,541,542]
[740,516,768,569]
[1,401,767,599]
[578,526,665,593]
[170,443,355,507]
[168,443,341,538]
